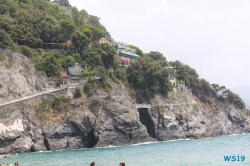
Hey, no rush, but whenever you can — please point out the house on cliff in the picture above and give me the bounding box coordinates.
[97,38,140,67]
[113,42,139,60]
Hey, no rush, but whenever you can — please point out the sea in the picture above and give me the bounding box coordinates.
[0,133,249,166]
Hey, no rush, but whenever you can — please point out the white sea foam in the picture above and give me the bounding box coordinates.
[108,145,119,148]
[228,133,246,136]
[38,151,52,153]
[128,138,193,147]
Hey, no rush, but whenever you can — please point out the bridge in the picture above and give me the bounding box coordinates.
[135,104,151,109]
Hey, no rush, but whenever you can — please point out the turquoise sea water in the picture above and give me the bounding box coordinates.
[1,134,249,166]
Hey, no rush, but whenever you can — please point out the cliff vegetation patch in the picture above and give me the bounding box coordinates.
[88,97,107,116]
[0,54,5,61]
[34,96,71,121]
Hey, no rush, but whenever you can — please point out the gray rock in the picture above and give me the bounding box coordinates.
[10,137,32,153]
[46,138,68,151]
[94,111,155,147]
[32,140,47,152]
[0,49,250,154]
[0,48,50,104]
[67,137,83,149]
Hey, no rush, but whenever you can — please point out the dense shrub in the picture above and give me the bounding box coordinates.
[127,56,172,100]
[0,30,16,49]
[73,86,82,98]
[19,45,38,58]
[51,96,71,113]
[34,101,50,120]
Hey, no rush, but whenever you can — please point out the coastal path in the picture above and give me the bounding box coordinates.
[135,101,196,110]
[0,87,67,107]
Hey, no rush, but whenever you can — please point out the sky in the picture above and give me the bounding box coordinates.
[69,0,250,89]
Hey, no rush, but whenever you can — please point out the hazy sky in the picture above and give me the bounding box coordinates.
[69,0,250,89]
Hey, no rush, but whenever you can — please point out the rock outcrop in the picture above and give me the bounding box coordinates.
[0,48,52,104]
[1,84,249,154]
[143,89,250,141]
[0,49,250,154]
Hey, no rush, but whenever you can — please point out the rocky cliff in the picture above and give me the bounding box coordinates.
[0,49,250,154]
[0,49,51,104]
[141,89,250,141]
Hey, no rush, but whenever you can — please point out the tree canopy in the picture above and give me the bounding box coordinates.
[0,0,110,49]
[127,55,172,101]
[0,0,245,110]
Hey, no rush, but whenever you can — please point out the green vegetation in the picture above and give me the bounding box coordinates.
[89,98,102,113]
[0,0,245,110]
[114,68,128,84]
[84,66,113,94]
[19,45,39,60]
[35,52,62,77]
[129,45,144,57]
[5,56,13,69]
[51,96,71,112]
[169,60,245,109]
[127,52,172,101]
[221,89,245,109]
[0,29,16,49]
[0,54,5,61]
[34,101,50,120]
[73,86,82,98]
[35,96,70,120]
[0,0,109,50]
[53,0,71,7]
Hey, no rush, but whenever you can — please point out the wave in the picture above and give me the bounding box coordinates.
[37,151,52,153]
[228,133,246,136]
[124,133,250,147]
[128,138,193,147]
[91,138,195,149]
[117,133,250,150]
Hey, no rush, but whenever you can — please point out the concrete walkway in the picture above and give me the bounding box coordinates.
[0,88,67,107]
[135,104,151,109]
[163,103,189,107]
[135,102,195,110]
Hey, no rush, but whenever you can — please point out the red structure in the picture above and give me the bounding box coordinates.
[62,74,70,84]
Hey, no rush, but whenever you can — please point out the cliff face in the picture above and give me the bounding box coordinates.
[0,49,250,154]
[0,49,50,104]
[140,89,250,141]
[0,87,154,154]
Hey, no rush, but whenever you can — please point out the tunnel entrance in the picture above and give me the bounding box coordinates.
[138,108,156,139]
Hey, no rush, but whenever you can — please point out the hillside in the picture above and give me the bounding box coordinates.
[0,50,250,154]
[0,49,53,104]
[0,0,249,155]
[0,0,109,49]
[0,0,245,110]
[231,85,250,109]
